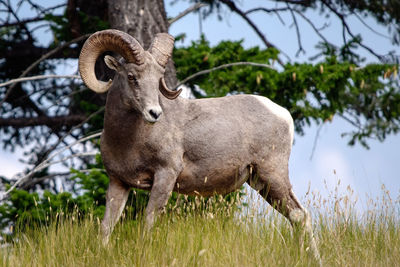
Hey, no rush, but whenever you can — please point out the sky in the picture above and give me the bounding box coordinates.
[1,1,399,211]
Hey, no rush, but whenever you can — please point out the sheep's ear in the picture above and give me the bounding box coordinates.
[104,55,121,71]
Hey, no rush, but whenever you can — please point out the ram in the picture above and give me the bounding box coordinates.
[79,29,320,261]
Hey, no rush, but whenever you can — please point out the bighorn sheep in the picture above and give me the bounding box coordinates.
[79,29,321,262]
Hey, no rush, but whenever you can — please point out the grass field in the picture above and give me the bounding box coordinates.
[1,186,399,267]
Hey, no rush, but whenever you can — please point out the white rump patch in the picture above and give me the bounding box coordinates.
[251,95,294,143]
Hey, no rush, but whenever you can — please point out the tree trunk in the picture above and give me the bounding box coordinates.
[107,0,178,87]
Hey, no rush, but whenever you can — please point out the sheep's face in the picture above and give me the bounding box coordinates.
[79,30,181,122]
[105,53,166,123]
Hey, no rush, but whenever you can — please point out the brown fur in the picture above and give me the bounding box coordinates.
[78,30,321,264]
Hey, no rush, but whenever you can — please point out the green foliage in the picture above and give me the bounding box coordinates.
[174,36,279,97]
[0,189,76,232]
[0,155,106,231]
[174,37,400,147]
[0,153,244,233]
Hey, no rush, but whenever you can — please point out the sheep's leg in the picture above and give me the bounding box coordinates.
[282,189,321,266]
[101,177,130,245]
[145,168,177,229]
[250,167,322,265]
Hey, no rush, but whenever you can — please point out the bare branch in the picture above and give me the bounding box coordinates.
[168,2,208,26]
[48,88,89,108]
[29,22,50,33]
[342,18,347,44]
[39,152,98,174]
[2,84,72,108]
[22,106,105,178]
[0,114,87,128]
[0,106,104,196]
[245,7,290,15]
[309,123,323,160]
[174,62,276,90]
[218,0,288,65]
[1,1,65,29]
[43,132,102,174]
[274,10,287,26]
[44,107,105,161]
[0,15,61,28]
[4,43,79,60]
[0,132,102,201]
[275,0,312,6]
[320,0,383,61]
[38,3,66,15]
[25,0,44,12]
[0,74,81,88]
[19,34,89,78]
[0,33,90,107]
[2,0,33,41]
[353,12,391,40]
[286,3,304,56]
[19,172,69,190]
[0,152,98,200]
[245,7,289,26]
[294,10,333,46]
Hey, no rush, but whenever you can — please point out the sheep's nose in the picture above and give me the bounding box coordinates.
[149,109,162,120]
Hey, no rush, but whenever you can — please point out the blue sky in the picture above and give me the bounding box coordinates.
[1,1,399,209]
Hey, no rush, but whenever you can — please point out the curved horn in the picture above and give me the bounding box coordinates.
[159,78,182,100]
[79,29,145,93]
[149,33,175,68]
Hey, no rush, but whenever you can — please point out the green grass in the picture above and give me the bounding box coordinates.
[1,188,399,267]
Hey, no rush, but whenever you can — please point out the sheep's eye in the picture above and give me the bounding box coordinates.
[128,73,136,81]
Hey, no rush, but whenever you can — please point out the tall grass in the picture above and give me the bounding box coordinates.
[1,185,399,267]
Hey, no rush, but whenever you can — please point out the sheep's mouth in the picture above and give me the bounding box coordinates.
[143,113,159,123]
[143,110,161,123]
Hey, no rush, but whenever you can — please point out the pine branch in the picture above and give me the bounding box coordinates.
[168,3,208,26]
[174,61,276,90]
[0,75,81,88]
